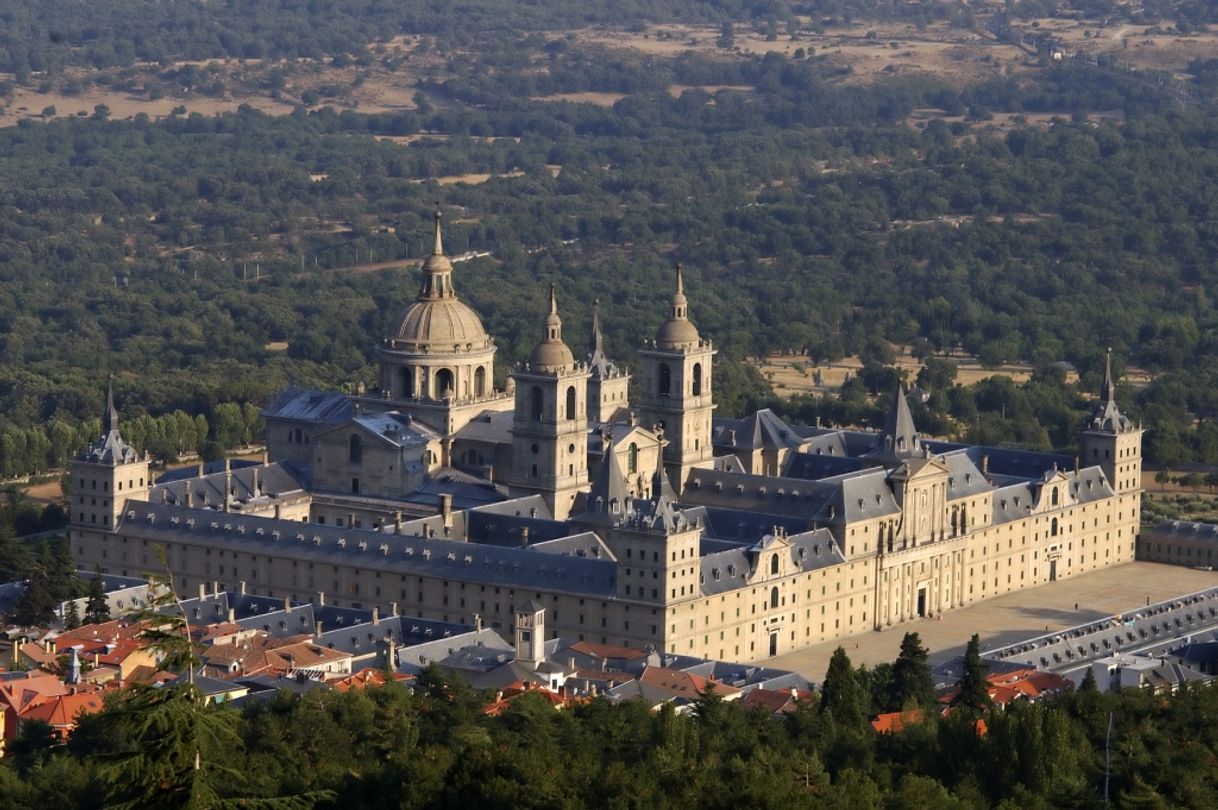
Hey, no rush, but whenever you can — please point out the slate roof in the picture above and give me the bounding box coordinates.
[315,411,439,449]
[395,628,514,673]
[117,502,618,598]
[699,528,843,596]
[452,409,513,445]
[317,615,470,657]
[151,462,307,510]
[784,452,875,481]
[261,387,352,425]
[713,409,802,451]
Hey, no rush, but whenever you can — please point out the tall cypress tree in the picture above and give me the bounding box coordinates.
[819,647,865,727]
[891,631,934,710]
[84,573,111,625]
[63,598,82,630]
[952,634,992,713]
[12,565,57,627]
[47,535,81,603]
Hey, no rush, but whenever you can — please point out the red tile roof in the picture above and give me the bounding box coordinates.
[568,641,649,661]
[871,709,926,734]
[21,692,105,731]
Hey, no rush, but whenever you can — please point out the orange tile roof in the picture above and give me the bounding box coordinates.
[871,709,926,734]
[328,668,413,693]
[568,641,649,661]
[18,643,58,668]
[637,666,741,699]
[741,688,814,715]
[21,692,105,730]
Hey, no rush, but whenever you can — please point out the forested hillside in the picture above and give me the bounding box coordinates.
[1,2,1218,477]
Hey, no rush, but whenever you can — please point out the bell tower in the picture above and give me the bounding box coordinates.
[509,285,590,520]
[637,265,715,491]
[69,382,150,572]
[1078,350,1142,494]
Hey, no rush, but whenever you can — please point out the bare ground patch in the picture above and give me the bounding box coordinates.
[752,349,1098,398]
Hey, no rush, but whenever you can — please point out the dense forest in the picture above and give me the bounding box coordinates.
[1,3,1218,479]
[3,647,1218,809]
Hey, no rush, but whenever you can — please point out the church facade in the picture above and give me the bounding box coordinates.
[69,213,1143,664]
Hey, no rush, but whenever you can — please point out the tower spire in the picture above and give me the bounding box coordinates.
[670,263,688,320]
[432,205,444,256]
[1101,347,1114,402]
[590,298,603,356]
[419,207,455,299]
[105,378,119,435]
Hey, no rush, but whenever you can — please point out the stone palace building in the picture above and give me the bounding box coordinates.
[69,211,1144,663]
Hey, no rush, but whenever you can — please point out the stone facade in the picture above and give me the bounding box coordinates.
[70,215,1144,664]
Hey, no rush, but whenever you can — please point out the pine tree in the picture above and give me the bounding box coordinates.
[94,553,334,810]
[12,564,57,627]
[952,634,992,713]
[63,598,81,629]
[84,572,111,625]
[818,647,865,727]
[1079,666,1098,693]
[891,631,934,710]
[47,535,81,602]
[0,522,32,582]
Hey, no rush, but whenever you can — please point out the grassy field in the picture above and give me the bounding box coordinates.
[752,350,1098,397]
[2,13,1212,130]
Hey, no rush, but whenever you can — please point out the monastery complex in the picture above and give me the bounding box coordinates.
[69,211,1144,663]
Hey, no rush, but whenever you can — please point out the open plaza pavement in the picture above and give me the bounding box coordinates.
[763,561,1218,680]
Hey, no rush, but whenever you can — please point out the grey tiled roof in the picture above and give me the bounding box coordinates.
[698,527,843,596]
[151,462,307,510]
[315,411,440,449]
[261,387,352,425]
[118,502,617,597]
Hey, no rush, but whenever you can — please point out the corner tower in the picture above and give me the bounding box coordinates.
[70,383,150,571]
[637,265,715,490]
[508,285,590,520]
[375,210,499,432]
[1078,350,1142,494]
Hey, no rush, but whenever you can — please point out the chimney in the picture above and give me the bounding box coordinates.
[371,606,380,623]
[982,455,990,477]
[159,488,167,504]
[393,511,403,532]
[1074,455,1080,475]
[184,480,193,508]
[283,595,291,611]
[439,493,453,527]
[212,581,219,596]
[346,512,355,530]
[274,504,281,520]
[227,607,235,623]
[261,449,269,465]
[390,601,398,617]
[239,581,247,596]
[315,620,324,635]
[198,583,206,599]
[520,526,530,548]
[317,592,325,606]
[197,462,205,477]
[251,467,260,497]
[728,429,736,446]
[473,613,483,631]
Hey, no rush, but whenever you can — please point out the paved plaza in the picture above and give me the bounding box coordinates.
[763,562,1218,680]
